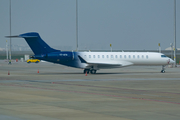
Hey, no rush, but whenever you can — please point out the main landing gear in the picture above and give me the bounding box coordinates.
[84,69,97,74]
[161,65,165,73]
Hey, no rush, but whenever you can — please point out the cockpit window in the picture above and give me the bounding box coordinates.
[161,55,167,58]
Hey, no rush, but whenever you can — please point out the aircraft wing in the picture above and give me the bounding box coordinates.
[78,55,133,69]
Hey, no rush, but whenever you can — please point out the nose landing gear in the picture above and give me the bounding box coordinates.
[161,65,166,73]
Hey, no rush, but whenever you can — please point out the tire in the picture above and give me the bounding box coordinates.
[90,70,97,74]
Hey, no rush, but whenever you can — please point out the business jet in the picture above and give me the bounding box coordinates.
[6,32,174,74]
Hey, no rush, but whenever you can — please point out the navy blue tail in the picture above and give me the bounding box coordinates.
[19,32,59,55]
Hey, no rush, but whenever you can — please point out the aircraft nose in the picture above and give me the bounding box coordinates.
[169,59,175,64]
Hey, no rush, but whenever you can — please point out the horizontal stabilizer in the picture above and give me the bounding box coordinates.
[6,35,38,38]
[5,35,19,38]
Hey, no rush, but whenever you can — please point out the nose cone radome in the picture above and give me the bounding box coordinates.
[169,59,175,64]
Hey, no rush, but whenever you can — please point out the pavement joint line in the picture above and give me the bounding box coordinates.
[51,82,180,95]
[1,79,179,95]
[0,83,180,105]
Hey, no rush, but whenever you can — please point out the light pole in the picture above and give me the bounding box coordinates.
[174,0,176,67]
[110,44,112,52]
[170,43,173,59]
[158,43,161,53]
[9,0,12,64]
[6,40,9,60]
[76,0,78,51]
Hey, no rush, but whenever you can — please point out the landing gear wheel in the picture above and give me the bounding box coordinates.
[90,70,97,74]
[161,65,166,73]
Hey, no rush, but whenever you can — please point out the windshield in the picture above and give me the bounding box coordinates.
[161,55,167,58]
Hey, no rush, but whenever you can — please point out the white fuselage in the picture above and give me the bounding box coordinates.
[76,52,174,69]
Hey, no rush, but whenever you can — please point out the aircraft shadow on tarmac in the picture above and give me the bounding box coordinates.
[38,72,123,75]
[36,71,159,75]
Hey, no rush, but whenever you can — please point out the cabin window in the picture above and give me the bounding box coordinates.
[146,55,148,59]
[115,55,118,58]
[98,55,100,58]
[107,55,109,58]
[129,55,131,58]
[120,55,122,58]
[89,55,91,58]
[111,55,113,59]
[93,55,95,58]
[124,55,126,58]
[137,55,140,58]
[133,55,135,58]
[102,55,104,58]
[142,55,144,58]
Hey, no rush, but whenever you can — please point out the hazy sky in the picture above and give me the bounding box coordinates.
[0,0,179,50]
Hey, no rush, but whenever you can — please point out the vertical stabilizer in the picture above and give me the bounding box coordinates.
[19,32,59,55]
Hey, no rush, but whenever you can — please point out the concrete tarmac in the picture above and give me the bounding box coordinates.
[0,60,180,120]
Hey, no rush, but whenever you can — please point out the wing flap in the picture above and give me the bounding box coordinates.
[88,61,133,66]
